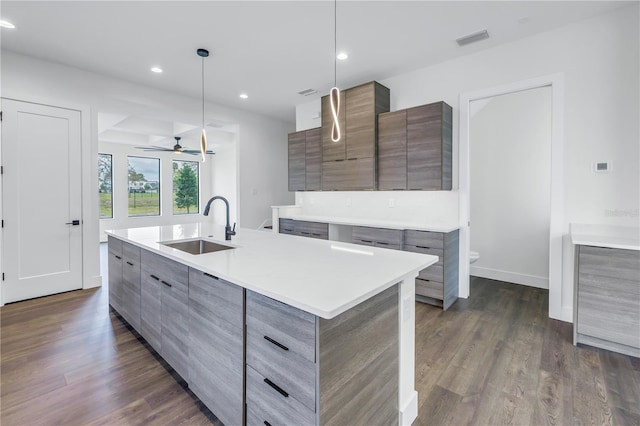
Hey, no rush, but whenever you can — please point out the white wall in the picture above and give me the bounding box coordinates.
[469,87,552,289]
[1,50,294,288]
[295,5,639,320]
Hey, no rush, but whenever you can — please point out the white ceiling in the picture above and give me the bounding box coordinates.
[1,1,630,125]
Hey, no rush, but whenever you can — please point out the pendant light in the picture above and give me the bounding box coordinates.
[330,0,341,143]
[197,48,209,162]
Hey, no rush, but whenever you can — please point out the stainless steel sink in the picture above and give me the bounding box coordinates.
[161,239,234,255]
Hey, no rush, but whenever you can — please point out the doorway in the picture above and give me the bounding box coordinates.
[1,99,83,303]
[469,86,552,289]
[459,74,566,321]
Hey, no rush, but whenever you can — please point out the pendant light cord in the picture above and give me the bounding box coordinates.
[334,0,337,87]
[201,57,205,129]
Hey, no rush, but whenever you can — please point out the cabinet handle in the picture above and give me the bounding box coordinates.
[264,335,289,351]
[264,378,288,398]
[361,239,373,244]
[377,242,389,245]
[416,245,431,250]
[150,274,159,281]
[334,159,344,162]
[264,422,272,426]
[161,280,172,288]
[347,157,358,161]
[115,255,122,260]
[301,231,311,235]
[204,272,219,280]
[126,261,134,266]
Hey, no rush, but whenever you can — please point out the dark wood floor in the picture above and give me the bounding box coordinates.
[1,276,638,425]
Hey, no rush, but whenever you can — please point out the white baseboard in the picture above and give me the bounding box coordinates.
[470,266,549,289]
[400,390,418,426]
[83,275,103,289]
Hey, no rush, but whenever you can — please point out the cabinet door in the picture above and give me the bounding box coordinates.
[345,83,376,160]
[378,110,407,190]
[321,91,346,162]
[120,242,141,330]
[189,269,244,426]
[407,103,443,190]
[159,262,190,381]
[140,267,162,353]
[305,128,322,191]
[322,158,375,191]
[288,131,306,191]
[108,237,123,312]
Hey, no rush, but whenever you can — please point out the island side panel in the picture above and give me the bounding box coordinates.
[399,273,418,425]
[318,284,399,426]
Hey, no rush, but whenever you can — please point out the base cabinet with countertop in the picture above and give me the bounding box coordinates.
[574,244,640,357]
[107,231,418,426]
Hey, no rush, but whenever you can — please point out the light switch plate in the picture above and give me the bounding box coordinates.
[593,161,611,173]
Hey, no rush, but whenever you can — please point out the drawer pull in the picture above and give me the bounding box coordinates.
[377,242,389,245]
[264,422,272,426]
[361,240,373,244]
[347,157,358,160]
[264,335,289,351]
[416,245,431,249]
[204,272,219,280]
[150,274,159,281]
[264,378,289,398]
[126,261,134,266]
[115,255,122,260]
[161,280,172,288]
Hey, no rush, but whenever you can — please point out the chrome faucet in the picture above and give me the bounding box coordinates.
[203,196,236,241]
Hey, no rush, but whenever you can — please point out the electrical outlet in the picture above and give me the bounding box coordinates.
[388,198,395,208]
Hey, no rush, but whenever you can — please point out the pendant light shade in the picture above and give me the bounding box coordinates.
[197,48,209,162]
[330,0,341,143]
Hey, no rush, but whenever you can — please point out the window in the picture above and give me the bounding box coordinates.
[128,156,160,216]
[173,160,199,214]
[98,153,113,218]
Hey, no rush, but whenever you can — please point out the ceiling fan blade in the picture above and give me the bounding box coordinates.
[182,149,215,155]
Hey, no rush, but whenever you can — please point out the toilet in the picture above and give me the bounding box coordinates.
[470,250,480,264]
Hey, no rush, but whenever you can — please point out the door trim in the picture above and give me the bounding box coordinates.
[458,73,567,322]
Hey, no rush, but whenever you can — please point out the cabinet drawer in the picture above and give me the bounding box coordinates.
[352,226,403,246]
[418,264,444,282]
[246,328,316,411]
[416,278,444,300]
[246,291,316,363]
[279,218,295,234]
[579,246,640,282]
[141,250,188,294]
[295,221,329,240]
[404,230,444,249]
[404,244,443,261]
[246,366,315,426]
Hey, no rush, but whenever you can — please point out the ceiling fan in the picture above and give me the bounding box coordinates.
[136,136,215,157]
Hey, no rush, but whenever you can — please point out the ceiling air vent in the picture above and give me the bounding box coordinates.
[456,30,490,47]
[297,88,318,96]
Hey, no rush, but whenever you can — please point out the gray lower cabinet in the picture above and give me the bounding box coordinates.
[574,245,640,357]
[245,286,399,426]
[279,219,329,240]
[108,237,123,313]
[140,249,190,380]
[188,268,244,426]
[351,226,404,250]
[404,229,459,310]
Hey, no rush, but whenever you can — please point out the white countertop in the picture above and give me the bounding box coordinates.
[106,223,437,319]
[278,212,460,233]
[570,223,640,251]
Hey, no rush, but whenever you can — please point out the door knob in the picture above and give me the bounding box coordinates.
[65,220,80,225]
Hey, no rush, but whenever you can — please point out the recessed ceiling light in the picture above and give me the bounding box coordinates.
[0,20,15,29]
[239,93,248,99]
[150,67,163,73]
[337,52,348,60]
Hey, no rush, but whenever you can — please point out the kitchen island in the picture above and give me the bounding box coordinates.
[106,223,437,426]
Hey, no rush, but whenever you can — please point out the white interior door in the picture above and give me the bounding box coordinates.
[2,99,83,303]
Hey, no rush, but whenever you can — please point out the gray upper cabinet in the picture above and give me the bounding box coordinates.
[378,110,408,190]
[321,81,390,191]
[287,127,322,192]
[288,131,306,191]
[378,101,453,191]
[189,268,244,426]
[406,102,453,190]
